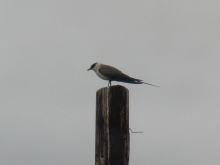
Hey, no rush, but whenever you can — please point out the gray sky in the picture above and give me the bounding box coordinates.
[1,1,220,165]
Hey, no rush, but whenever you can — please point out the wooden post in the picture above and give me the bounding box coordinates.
[95,85,129,165]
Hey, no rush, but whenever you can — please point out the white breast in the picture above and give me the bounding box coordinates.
[95,69,109,80]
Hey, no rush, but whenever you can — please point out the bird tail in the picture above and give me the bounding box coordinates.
[115,74,159,87]
[132,79,159,87]
[142,82,159,87]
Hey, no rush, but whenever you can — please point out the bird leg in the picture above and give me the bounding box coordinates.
[108,80,112,86]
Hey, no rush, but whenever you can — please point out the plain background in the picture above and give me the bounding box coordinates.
[1,1,220,165]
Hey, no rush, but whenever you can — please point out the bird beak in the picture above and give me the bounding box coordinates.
[87,68,91,71]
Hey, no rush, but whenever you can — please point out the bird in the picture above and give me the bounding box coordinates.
[87,62,158,87]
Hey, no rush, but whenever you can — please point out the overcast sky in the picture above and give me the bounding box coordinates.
[1,1,220,165]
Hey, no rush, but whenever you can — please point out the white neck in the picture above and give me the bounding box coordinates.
[93,62,101,71]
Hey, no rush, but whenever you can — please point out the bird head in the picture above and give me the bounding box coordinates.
[87,62,97,71]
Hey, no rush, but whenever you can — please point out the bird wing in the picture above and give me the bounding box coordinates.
[99,64,159,86]
[99,64,143,84]
[99,64,123,79]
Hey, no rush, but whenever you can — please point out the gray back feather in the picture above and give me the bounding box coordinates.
[99,64,143,83]
[99,64,123,79]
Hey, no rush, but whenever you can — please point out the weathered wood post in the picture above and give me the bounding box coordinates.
[95,85,129,165]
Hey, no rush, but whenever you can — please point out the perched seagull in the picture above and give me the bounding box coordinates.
[87,62,158,87]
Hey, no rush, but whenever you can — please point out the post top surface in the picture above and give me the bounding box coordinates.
[96,85,128,93]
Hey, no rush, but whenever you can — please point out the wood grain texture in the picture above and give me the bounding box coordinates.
[95,85,129,165]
